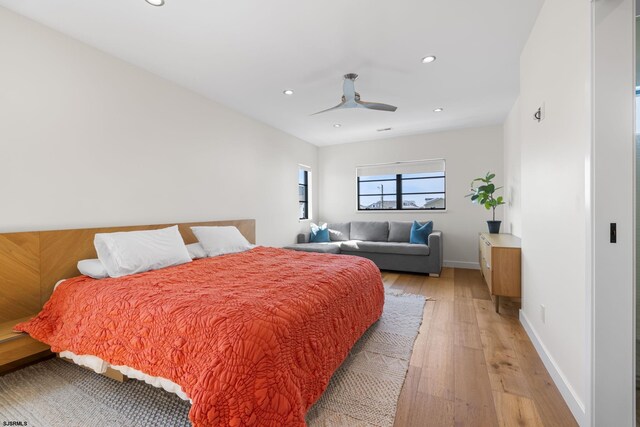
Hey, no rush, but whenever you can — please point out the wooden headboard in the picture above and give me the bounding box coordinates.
[0,219,255,323]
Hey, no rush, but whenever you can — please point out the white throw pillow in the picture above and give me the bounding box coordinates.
[310,222,327,233]
[186,242,208,259]
[77,259,109,279]
[191,226,253,257]
[94,225,192,278]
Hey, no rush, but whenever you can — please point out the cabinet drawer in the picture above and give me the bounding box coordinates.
[481,240,492,267]
[482,260,492,292]
[478,235,492,292]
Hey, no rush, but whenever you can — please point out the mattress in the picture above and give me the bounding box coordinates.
[17,246,385,427]
[59,350,190,401]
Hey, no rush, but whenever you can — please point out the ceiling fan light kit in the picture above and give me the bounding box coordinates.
[313,73,398,115]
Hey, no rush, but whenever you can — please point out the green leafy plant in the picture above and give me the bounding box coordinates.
[465,172,505,221]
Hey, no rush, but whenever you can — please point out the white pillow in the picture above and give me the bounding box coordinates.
[94,225,192,278]
[191,226,253,257]
[54,279,67,291]
[310,222,327,233]
[186,242,207,259]
[77,259,109,279]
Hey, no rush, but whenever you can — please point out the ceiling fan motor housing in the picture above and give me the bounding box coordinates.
[341,93,361,102]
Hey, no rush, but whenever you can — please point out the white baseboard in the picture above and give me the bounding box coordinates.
[519,310,586,426]
[443,260,480,269]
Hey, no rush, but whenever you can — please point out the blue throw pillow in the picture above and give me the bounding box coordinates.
[309,223,330,243]
[410,220,433,245]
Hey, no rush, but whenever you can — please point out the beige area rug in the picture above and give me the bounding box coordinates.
[0,290,426,427]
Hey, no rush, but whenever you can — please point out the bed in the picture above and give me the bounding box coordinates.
[11,221,384,427]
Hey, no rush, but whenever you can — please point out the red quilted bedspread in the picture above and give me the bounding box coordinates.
[16,246,384,427]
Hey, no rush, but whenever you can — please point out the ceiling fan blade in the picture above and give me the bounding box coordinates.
[343,77,356,101]
[311,100,346,115]
[356,101,398,112]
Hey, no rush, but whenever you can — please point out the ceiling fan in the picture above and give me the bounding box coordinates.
[312,73,398,115]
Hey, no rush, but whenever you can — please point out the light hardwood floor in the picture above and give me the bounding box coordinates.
[389,268,577,427]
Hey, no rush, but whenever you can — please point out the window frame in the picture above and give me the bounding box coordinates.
[356,160,446,212]
[298,167,310,220]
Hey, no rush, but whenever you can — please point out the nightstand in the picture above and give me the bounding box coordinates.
[0,315,52,374]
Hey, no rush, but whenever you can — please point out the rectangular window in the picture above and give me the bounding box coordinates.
[298,167,309,220]
[356,159,446,211]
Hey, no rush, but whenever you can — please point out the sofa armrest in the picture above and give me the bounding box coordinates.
[297,233,309,244]
[427,231,443,274]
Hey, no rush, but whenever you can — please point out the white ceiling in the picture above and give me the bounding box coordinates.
[0,0,543,146]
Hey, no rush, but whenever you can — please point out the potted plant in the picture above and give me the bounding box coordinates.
[466,172,506,234]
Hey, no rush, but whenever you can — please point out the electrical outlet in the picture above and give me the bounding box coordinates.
[540,304,546,324]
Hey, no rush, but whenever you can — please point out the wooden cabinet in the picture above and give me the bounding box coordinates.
[479,233,521,313]
[0,315,51,374]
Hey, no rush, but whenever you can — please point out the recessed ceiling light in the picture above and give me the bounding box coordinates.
[283,89,294,96]
[421,56,436,64]
[333,124,342,128]
[434,108,444,112]
[145,0,165,6]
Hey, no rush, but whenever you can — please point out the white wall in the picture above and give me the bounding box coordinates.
[635,14,640,395]
[503,0,591,423]
[503,97,522,237]
[637,135,640,349]
[592,0,635,424]
[0,7,317,246]
[318,126,504,268]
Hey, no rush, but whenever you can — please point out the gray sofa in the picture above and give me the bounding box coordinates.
[285,221,442,276]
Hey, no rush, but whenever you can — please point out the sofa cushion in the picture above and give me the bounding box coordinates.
[284,242,342,254]
[350,221,389,242]
[388,221,413,242]
[328,223,351,241]
[341,241,430,256]
[410,220,433,244]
